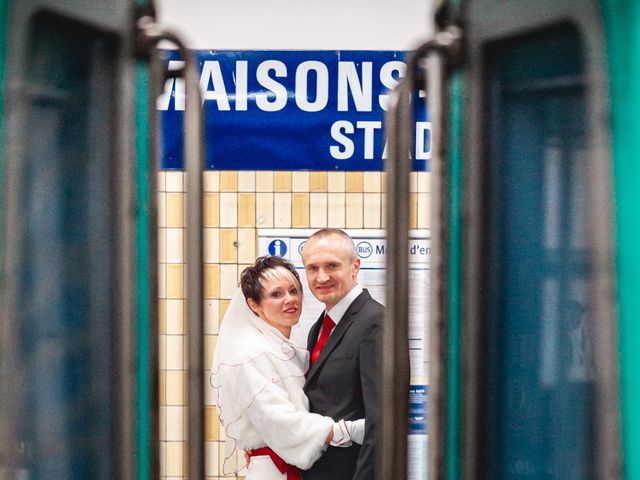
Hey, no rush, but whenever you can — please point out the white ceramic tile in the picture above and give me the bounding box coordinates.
[256,193,274,227]
[204,228,220,263]
[166,335,184,370]
[237,171,256,191]
[165,228,184,263]
[274,193,292,228]
[165,299,184,335]
[166,406,185,441]
[327,193,346,227]
[219,264,238,299]
[204,299,219,335]
[310,193,328,228]
[166,171,184,192]
[219,193,238,227]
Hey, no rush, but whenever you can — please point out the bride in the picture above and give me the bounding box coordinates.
[210,256,364,479]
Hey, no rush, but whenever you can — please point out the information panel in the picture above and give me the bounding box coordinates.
[258,228,429,478]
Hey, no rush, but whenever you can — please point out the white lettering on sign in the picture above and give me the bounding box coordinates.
[256,60,288,111]
[157,56,430,165]
[378,61,406,111]
[158,59,409,114]
[330,121,431,160]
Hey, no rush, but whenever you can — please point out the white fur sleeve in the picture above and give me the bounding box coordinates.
[238,363,334,469]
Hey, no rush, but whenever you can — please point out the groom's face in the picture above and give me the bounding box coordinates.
[302,234,360,311]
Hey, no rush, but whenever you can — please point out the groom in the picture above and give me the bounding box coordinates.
[301,228,383,480]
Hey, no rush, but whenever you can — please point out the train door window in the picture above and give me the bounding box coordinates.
[0,12,125,478]
[481,26,594,479]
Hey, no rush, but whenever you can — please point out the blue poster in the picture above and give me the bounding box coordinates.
[159,50,429,171]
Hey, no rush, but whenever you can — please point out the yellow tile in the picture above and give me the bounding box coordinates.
[157,171,166,192]
[237,229,257,264]
[159,299,166,335]
[409,172,418,193]
[417,193,431,229]
[204,299,219,335]
[346,172,364,192]
[220,265,238,299]
[165,372,184,405]
[204,193,220,227]
[220,171,237,191]
[346,193,364,229]
[219,299,230,322]
[203,170,219,192]
[381,172,387,192]
[256,193,274,227]
[310,193,328,228]
[274,193,292,228]
[166,299,184,334]
[220,193,238,227]
[205,335,217,370]
[238,193,256,227]
[292,171,310,192]
[166,264,184,299]
[166,171,184,192]
[206,407,219,441]
[159,371,166,405]
[409,193,418,229]
[166,192,184,227]
[417,171,431,193]
[237,171,256,191]
[328,171,346,192]
[274,171,292,192]
[158,192,166,228]
[292,193,310,228]
[256,171,274,192]
[219,229,237,263]
[165,441,184,476]
[204,228,220,263]
[364,193,382,229]
[364,172,382,192]
[310,172,328,192]
[205,264,220,298]
[328,193,346,228]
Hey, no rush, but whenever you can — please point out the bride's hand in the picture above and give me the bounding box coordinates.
[329,418,365,447]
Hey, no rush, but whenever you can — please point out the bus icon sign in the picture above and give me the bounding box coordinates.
[356,241,373,259]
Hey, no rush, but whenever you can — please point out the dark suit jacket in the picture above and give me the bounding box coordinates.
[303,289,383,480]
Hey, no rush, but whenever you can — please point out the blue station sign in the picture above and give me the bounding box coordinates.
[159,50,429,171]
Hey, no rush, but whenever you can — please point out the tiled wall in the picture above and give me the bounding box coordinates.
[157,170,431,479]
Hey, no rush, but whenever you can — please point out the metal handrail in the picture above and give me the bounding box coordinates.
[380,25,462,480]
[137,15,205,480]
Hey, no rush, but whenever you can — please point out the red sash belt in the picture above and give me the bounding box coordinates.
[247,446,301,480]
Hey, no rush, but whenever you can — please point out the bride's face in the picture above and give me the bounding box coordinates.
[249,276,302,338]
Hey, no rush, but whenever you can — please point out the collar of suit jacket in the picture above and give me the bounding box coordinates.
[325,284,363,327]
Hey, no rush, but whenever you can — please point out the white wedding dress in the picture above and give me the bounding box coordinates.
[210,289,334,479]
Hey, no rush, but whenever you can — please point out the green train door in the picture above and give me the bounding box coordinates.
[458,1,620,479]
[0,1,150,478]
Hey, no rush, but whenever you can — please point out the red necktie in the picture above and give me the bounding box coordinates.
[311,315,336,364]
